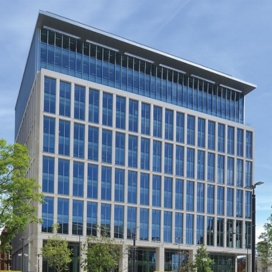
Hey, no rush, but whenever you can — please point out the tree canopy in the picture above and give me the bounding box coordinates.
[0,139,43,252]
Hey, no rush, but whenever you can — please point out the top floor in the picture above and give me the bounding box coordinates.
[15,11,256,137]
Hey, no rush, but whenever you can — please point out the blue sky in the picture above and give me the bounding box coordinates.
[0,0,271,239]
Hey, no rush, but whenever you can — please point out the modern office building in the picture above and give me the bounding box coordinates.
[12,11,256,272]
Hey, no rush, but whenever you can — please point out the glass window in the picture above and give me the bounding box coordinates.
[128,171,137,204]
[164,177,172,208]
[127,206,137,239]
[196,215,204,244]
[164,211,172,243]
[59,81,71,117]
[116,96,126,129]
[236,189,243,217]
[197,183,204,213]
[59,120,70,156]
[245,161,252,187]
[114,205,124,238]
[129,99,138,132]
[153,140,161,172]
[226,219,235,248]
[237,129,244,157]
[217,218,224,247]
[227,157,234,185]
[140,208,149,241]
[42,196,54,232]
[165,109,173,140]
[152,175,161,207]
[207,153,215,182]
[217,155,225,184]
[245,191,251,219]
[217,186,224,215]
[73,161,84,197]
[186,181,194,211]
[187,148,195,178]
[89,89,99,124]
[115,132,125,166]
[187,115,195,145]
[141,138,150,170]
[87,202,97,236]
[42,156,54,193]
[164,143,173,174]
[246,131,253,159]
[58,159,69,195]
[236,221,243,248]
[101,166,111,200]
[74,85,85,120]
[227,188,234,216]
[115,169,124,202]
[141,103,150,135]
[236,159,243,187]
[175,179,184,210]
[72,200,83,234]
[102,92,113,126]
[208,121,215,150]
[176,145,184,177]
[186,214,194,244]
[102,129,112,163]
[43,116,55,153]
[176,112,184,143]
[153,106,162,138]
[88,126,99,161]
[207,185,214,214]
[73,123,84,158]
[87,164,98,199]
[128,135,138,168]
[227,126,234,155]
[140,173,149,205]
[44,77,56,113]
[101,203,111,236]
[198,118,205,148]
[197,150,205,180]
[152,210,161,241]
[206,217,214,246]
[218,123,225,152]
[57,198,69,234]
[175,212,183,242]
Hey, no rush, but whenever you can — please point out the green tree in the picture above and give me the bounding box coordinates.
[81,226,124,272]
[257,214,272,271]
[189,244,214,272]
[0,139,43,252]
[42,224,72,272]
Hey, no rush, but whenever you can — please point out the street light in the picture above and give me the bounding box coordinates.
[245,181,264,272]
[20,237,25,272]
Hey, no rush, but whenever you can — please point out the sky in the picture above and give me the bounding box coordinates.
[0,0,271,240]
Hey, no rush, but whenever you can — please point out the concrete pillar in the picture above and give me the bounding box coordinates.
[119,244,129,272]
[155,246,165,271]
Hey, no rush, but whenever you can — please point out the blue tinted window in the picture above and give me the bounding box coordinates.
[217,155,225,184]
[72,200,83,234]
[116,96,126,129]
[152,210,161,241]
[176,112,184,143]
[176,145,184,177]
[58,159,69,195]
[87,164,98,199]
[245,161,252,187]
[43,116,55,153]
[57,198,69,234]
[197,183,204,213]
[227,157,234,185]
[175,179,183,210]
[165,109,173,140]
[246,131,253,159]
[74,123,84,158]
[153,140,161,172]
[236,159,243,187]
[217,186,224,215]
[141,138,150,170]
[42,156,54,193]
[186,214,194,244]
[227,188,234,216]
[152,175,161,207]
[115,169,124,202]
[88,126,99,161]
[207,185,214,214]
[164,211,172,243]
[102,129,112,163]
[128,135,138,168]
[140,208,149,241]
[141,103,150,135]
[59,81,71,117]
[115,132,125,165]
[237,129,244,157]
[140,173,149,205]
[101,166,111,200]
[207,153,215,182]
[245,191,251,219]
[42,196,54,232]
[87,202,97,236]
[175,212,183,242]
[186,181,194,211]
[197,150,205,180]
[186,148,195,178]
[127,207,137,239]
[114,205,124,238]
[198,118,205,148]
[236,189,243,217]
[208,121,215,150]
[196,215,204,244]
[153,106,162,138]
[128,171,137,204]
[44,77,56,113]
[227,126,234,155]
[164,143,173,174]
[101,203,111,236]
[129,99,138,132]
[164,177,172,208]
[102,92,113,126]
[73,161,84,197]
[207,217,214,246]
[187,115,195,145]
[59,120,70,156]
[89,89,99,124]
[74,85,85,120]
[218,123,225,152]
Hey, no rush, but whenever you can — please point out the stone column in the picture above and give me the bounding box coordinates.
[155,246,165,271]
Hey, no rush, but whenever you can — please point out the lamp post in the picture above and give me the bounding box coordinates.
[245,181,264,272]
[175,237,182,271]
[132,229,136,272]
[20,237,25,272]
[37,254,41,272]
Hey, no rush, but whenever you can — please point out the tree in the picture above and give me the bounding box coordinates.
[257,214,272,271]
[81,226,125,272]
[42,224,72,272]
[0,139,43,252]
[189,244,214,272]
